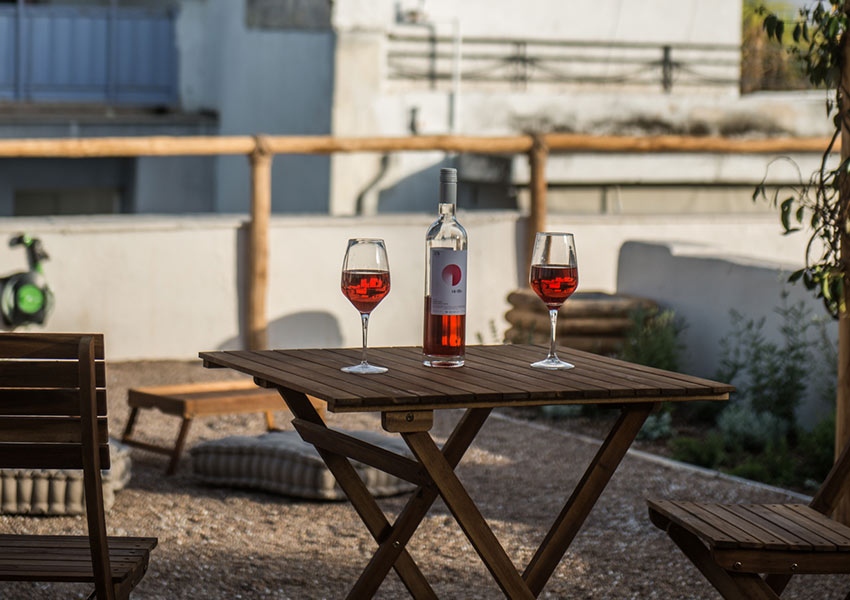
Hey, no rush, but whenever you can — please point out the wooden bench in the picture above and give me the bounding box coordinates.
[0,332,157,600]
[121,379,326,475]
[648,423,850,598]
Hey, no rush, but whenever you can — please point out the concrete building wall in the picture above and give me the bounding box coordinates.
[175,0,335,214]
[328,0,753,216]
[334,0,742,45]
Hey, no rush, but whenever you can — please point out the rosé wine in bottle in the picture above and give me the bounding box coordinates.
[423,168,467,367]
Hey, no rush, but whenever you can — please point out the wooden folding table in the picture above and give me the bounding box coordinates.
[199,344,732,599]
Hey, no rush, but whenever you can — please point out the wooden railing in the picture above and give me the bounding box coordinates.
[0,133,837,349]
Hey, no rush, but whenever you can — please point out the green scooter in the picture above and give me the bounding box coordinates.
[0,234,53,327]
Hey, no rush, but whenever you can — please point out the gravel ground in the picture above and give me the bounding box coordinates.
[2,359,849,599]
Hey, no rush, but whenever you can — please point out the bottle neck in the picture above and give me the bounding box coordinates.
[439,178,457,205]
[438,202,456,218]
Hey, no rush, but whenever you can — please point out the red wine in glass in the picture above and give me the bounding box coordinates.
[530,265,578,309]
[340,238,390,374]
[342,270,390,313]
[529,233,578,370]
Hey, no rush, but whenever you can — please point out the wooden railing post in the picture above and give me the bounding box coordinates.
[247,136,272,350]
[526,134,548,283]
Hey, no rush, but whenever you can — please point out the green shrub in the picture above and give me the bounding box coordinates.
[727,440,796,487]
[617,307,686,438]
[796,412,836,489]
[670,433,726,469]
[716,402,789,454]
[619,306,686,372]
[714,294,815,427]
[540,404,582,420]
[677,399,727,426]
[726,458,771,483]
[637,411,673,441]
[673,292,838,490]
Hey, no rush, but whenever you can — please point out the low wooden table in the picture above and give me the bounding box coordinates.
[200,344,732,598]
[120,380,324,474]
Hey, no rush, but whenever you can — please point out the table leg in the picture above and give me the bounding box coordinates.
[522,403,653,595]
[279,389,436,600]
[350,407,492,598]
[404,429,535,600]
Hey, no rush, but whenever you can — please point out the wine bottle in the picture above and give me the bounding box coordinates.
[423,167,467,367]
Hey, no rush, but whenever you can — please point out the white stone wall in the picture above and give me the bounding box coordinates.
[0,212,813,363]
[617,240,837,428]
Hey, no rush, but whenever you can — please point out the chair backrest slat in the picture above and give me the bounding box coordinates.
[0,333,105,359]
[0,333,109,471]
[0,443,109,469]
[0,416,108,443]
[0,361,106,388]
[0,388,107,416]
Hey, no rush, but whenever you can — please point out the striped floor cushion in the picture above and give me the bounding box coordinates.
[190,430,417,500]
[0,438,132,515]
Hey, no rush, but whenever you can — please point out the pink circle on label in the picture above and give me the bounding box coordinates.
[441,264,462,286]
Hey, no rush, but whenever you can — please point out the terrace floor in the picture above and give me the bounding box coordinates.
[1,359,847,599]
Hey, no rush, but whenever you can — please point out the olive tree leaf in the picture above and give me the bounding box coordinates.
[788,268,806,283]
[780,197,794,231]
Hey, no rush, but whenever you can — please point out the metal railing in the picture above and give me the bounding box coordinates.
[388,34,741,93]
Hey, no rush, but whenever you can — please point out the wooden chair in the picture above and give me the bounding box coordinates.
[647,435,850,599]
[0,333,157,599]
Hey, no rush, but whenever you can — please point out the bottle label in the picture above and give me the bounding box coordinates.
[429,248,467,315]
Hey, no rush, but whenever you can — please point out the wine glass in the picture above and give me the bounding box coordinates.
[340,238,390,374]
[529,232,578,370]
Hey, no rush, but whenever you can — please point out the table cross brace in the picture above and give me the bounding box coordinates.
[278,390,438,599]
[280,385,654,599]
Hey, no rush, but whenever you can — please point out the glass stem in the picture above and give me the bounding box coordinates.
[548,308,559,359]
[360,313,370,365]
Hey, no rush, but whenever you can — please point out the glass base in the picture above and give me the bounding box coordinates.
[341,362,387,374]
[423,353,464,368]
[530,356,574,370]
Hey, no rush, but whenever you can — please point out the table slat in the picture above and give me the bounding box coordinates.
[471,346,654,396]
[198,345,732,412]
[464,347,622,397]
[562,346,735,393]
